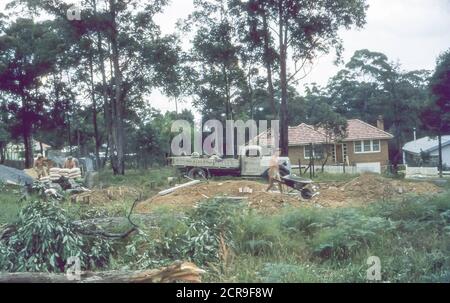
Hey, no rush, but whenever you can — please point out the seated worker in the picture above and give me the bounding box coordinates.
[34,154,48,179]
[64,156,78,169]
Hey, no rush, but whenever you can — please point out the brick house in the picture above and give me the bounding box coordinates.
[254,118,394,170]
[288,118,394,169]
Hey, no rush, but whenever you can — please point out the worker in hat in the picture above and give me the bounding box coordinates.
[64,156,78,169]
[34,154,48,179]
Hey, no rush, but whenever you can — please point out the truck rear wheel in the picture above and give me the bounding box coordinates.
[187,167,210,180]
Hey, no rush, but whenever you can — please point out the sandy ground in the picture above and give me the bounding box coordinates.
[133,174,444,213]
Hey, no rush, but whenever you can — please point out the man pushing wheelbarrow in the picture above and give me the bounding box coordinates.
[265,148,316,200]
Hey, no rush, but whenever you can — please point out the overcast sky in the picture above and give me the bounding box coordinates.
[2,0,450,115]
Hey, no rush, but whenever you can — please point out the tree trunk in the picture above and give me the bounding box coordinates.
[0,261,205,283]
[109,0,125,175]
[0,143,5,164]
[95,0,112,170]
[438,133,443,178]
[262,8,276,116]
[89,49,101,169]
[21,93,34,168]
[278,2,289,156]
[23,131,33,169]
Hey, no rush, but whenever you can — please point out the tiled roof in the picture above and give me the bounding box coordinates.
[343,119,394,142]
[288,123,328,146]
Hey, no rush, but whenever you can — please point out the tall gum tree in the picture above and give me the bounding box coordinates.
[238,0,368,155]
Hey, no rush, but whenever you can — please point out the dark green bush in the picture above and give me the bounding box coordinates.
[124,199,243,267]
[311,210,394,261]
[232,213,284,256]
[0,200,112,273]
[280,208,326,236]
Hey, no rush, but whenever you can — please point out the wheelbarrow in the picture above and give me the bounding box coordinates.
[281,175,316,199]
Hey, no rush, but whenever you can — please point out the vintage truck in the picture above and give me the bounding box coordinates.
[169,145,292,179]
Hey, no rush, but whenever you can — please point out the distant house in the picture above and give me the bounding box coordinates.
[253,118,394,172]
[402,136,450,168]
[5,140,52,161]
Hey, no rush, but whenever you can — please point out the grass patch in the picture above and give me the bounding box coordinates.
[0,185,24,225]
[113,190,450,282]
[97,167,178,196]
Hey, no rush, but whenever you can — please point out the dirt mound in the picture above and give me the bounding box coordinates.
[135,174,444,213]
[313,173,443,207]
[136,180,303,214]
[73,186,141,204]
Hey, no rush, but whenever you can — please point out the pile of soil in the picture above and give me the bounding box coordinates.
[312,174,443,207]
[73,186,141,204]
[136,180,303,214]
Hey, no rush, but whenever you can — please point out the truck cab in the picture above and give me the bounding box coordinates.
[240,146,291,177]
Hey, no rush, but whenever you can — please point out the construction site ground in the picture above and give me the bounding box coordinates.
[118,173,445,214]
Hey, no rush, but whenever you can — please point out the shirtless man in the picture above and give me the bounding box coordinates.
[266,148,283,193]
[64,156,77,169]
[34,154,48,179]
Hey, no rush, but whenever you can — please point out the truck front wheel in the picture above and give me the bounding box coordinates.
[187,167,210,180]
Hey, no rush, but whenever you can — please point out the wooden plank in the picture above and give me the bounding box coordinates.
[158,180,201,196]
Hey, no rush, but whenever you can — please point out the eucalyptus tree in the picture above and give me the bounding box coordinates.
[328,50,431,166]
[10,0,183,174]
[230,0,368,155]
[421,49,450,176]
[0,18,64,168]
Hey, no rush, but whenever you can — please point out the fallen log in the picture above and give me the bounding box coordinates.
[0,261,205,283]
[158,180,201,196]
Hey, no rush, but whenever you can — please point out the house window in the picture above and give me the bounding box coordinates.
[354,140,381,154]
[363,140,371,152]
[304,146,313,159]
[354,141,362,153]
[372,140,380,152]
[304,145,324,160]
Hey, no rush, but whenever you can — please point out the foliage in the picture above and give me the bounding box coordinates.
[122,199,243,268]
[0,184,22,225]
[0,200,112,273]
[311,210,394,261]
[280,208,327,237]
[232,212,284,256]
[328,49,431,165]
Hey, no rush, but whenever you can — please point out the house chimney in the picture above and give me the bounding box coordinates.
[376,115,385,131]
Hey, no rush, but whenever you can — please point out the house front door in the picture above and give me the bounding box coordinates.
[335,144,343,163]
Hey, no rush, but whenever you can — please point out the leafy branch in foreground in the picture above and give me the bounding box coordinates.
[0,200,112,273]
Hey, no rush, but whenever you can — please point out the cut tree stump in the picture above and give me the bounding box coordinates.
[0,261,205,283]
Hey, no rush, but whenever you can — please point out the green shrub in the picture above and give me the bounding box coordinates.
[0,200,112,273]
[280,208,326,237]
[312,210,394,261]
[380,249,450,282]
[232,213,284,256]
[123,199,243,268]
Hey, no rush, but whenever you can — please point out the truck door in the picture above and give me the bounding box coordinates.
[241,148,262,176]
